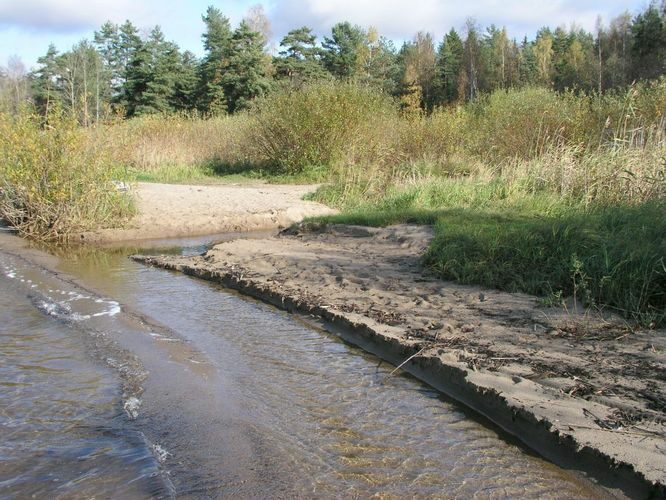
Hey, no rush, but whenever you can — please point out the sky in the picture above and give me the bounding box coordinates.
[0,0,651,71]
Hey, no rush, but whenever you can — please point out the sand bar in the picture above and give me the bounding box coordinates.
[135,223,665,497]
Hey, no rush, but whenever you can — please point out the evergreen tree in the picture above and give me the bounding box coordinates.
[631,2,666,80]
[517,37,538,85]
[174,51,199,111]
[222,21,271,112]
[142,27,182,114]
[434,29,464,104]
[198,6,233,114]
[123,40,151,116]
[484,25,511,90]
[115,21,142,109]
[31,44,61,116]
[274,26,327,84]
[322,22,366,79]
[123,27,184,116]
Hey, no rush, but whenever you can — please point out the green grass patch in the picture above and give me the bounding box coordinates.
[308,178,665,327]
[423,201,665,326]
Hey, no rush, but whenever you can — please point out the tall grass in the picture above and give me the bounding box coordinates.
[0,108,134,241]
[93,112,256,175]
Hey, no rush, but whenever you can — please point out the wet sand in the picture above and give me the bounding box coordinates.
[135,223,666,497]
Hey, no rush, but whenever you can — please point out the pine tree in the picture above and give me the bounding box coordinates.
[484,25,510,90]
[123,27,184,116]
[434,29,464,104]
[93,21,119,105]
[31,44,61,116]
[222,21,271,113]
[198,6,233,114]
[322,22,366,79]
[123,40,151,116]
[274,26,327,84]
[141,27,182,114]
[517,37,538,85]
[631,2,666,80]
[173,51,199,111]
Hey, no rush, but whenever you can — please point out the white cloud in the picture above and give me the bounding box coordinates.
[269,0,638,41]
[0,0,156,31]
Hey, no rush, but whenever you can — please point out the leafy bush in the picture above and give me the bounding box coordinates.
[0,109,134,241]
[251,81,397,173]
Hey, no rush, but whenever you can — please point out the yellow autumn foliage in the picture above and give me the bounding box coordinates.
[0,107,134,241]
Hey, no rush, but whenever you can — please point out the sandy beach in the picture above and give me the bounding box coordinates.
[135,221,665,497]
[79,182,337,243]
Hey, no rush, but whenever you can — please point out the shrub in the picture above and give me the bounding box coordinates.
[251,81,397,174]
[0,108,134,241]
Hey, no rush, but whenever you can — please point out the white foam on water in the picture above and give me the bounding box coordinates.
[71,312,92,321]
[151,443,171,463]
[92,301,121,317]
[123,397,142,420]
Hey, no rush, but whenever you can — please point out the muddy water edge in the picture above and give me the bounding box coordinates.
[0,231,612,498]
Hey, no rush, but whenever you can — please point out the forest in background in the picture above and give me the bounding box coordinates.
[1,2,666,120]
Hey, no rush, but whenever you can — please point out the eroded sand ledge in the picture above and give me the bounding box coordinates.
[134,224,665,497]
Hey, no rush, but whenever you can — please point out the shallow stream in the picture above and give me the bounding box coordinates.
[0,233,606,497]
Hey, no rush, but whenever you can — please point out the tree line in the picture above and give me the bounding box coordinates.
[2,1,665,121]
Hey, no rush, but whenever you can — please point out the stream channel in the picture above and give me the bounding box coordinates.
[0,232,609,498]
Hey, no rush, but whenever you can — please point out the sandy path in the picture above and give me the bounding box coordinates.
[135,224,665,496]
[80,182,336,243]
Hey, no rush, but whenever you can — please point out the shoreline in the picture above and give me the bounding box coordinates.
[79,182,337,244]
[133,224,665,498]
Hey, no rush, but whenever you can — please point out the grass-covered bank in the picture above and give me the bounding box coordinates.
[307,182,665,327]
